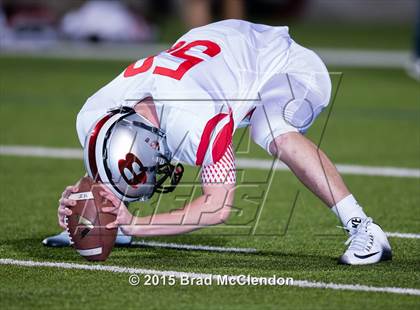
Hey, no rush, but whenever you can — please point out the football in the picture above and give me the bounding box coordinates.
[65,177,117,261]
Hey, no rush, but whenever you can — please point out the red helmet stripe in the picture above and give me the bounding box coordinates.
[87,113,114,181]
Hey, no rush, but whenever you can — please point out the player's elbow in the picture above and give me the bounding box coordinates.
[208,206,232,225]
[201,185,235,226]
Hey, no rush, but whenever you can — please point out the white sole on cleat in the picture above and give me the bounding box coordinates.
[339,247,392,265]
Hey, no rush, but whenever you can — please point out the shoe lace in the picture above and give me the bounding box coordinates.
[339,217,375,252]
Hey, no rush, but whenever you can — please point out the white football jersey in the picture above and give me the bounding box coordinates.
[77,19,293,166]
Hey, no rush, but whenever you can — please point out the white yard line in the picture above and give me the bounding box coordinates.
[1,145,419,179]
[314,48,409,68]
[130,233,420,253]
[235,158,420,178]
[386,232,420,239]
[0,145,83,159]
[1,145,419,240]
[0,258,419,296]
[132,240,257,253]
[135,233,419,242]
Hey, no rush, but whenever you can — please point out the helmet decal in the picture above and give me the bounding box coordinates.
[118,153,147,188]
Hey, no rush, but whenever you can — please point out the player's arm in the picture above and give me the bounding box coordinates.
[101,183,235,236]
[102,145,237,236]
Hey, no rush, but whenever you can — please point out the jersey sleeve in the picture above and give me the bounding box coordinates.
[201,144,236,184]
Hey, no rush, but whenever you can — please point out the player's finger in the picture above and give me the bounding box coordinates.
[59,198,77,207]
[99,190,112,200]
[59,219,67,229]
[102,206,118,214]
[106,221,118,229]
[61,186,73,198]
[99,191,115,205]
[99,184,113,194]
[58,214,69,229]
[61,185,79,199]
[99,191,120,207]
[71,186,79,193]
[58,206,72,217]
[99,185,120,201]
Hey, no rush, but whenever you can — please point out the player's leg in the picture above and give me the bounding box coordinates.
[250,43,391,264]
[269,132,350,207]
[251,99,391,265]
[269,132,391,264]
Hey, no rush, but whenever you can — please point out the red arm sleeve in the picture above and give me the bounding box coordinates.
[201,144,236,184]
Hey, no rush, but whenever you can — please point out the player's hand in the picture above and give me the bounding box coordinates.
[100,185,134,235]
[58,185,79,229]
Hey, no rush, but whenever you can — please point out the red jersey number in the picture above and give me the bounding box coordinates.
[124,40,221,80]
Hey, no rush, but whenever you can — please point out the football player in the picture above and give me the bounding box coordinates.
[46,20,391,265]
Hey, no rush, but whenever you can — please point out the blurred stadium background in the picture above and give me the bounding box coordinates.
[0,0,418,68]
[0,1,419,309]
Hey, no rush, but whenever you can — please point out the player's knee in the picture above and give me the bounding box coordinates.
[269,132,301,157]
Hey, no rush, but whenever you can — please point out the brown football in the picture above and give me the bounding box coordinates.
[65,177,117,261]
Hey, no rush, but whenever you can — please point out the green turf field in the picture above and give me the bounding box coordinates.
[0,53,419,309]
